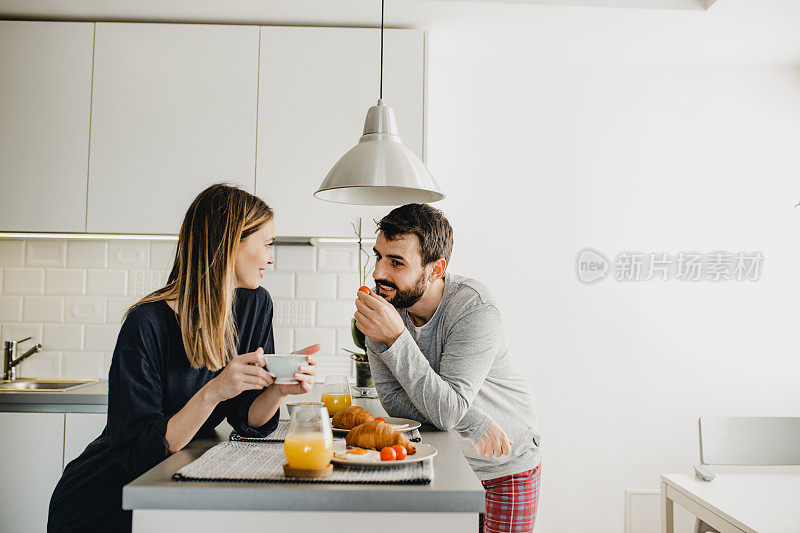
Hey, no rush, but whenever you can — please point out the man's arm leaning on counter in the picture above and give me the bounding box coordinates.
[368,305,500,443]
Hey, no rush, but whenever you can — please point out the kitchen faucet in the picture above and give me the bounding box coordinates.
[3,337,43,381]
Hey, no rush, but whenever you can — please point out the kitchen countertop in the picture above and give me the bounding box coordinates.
[0,380,108,413]
[123,390,486,514]
[1,382,486,512]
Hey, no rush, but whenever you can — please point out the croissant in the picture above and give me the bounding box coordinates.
[345,419,417,454]
[332,406,374,430]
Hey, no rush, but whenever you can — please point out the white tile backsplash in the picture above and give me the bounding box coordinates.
[274,300,315,327]
[296,273,337,300]
[43,324,84,351]
[61,351,106,379]
[65,297,106,324]
[3,268,45,295]
[318,245,359,272]
[273,327,294,354]
[0,240,25,266]
[0,240,373,378]
[149,241,176,270]
[260,272,294,299]
[337,273,361,300]
[294,327,336,355]
[128,270,167,296]
[87,270,127,296]
[0,296,23,322]
[25,240,66,267]
[1,323,43,344]
[19,351,61,379]
[85,324,120,352]
[275,246,316,271]
[107,296,138,325]
[336,326,361,355]
[316,300,356,327]
[67,241,107,268]
[45,269,86,295]
[23,296,64,323]
[109,241,149,269]
[313,355,353,379]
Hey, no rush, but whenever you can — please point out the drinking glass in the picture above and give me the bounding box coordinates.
[320,375,352,416]
[284,405,333,470]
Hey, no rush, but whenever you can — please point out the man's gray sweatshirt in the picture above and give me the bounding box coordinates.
[366,272,541,481]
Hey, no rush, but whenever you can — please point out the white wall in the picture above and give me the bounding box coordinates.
[423,4,800,532]
[2,0,800,531]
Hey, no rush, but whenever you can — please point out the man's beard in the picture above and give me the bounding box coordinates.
[375,272,427,309]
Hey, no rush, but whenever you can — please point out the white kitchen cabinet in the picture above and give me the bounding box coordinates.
[0,21,94,232]
[256,27,426,238]
[64,412,106,469]
[86,23,260,234]
[0,412,65,533]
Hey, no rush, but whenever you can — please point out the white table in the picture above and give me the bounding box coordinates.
[660,473,800,533]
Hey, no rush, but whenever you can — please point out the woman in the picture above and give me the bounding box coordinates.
[48,183,318,532]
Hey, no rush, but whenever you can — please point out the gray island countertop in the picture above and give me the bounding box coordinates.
[123,390,485,514]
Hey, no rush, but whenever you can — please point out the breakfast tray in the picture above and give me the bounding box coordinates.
[229,420,422,443]
[172,441,433,484]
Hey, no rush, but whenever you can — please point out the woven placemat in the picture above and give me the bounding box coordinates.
[230,420,422,443]
[173,441,433,484]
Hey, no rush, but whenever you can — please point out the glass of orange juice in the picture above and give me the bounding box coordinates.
[284,405,333,470]
[320,375,352,416]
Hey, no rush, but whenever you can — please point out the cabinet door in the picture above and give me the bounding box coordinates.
[64,412,107,469]
[256,27,425,238]
[0,412,65,533]
[87,23,260,234]
[0,21,94,232]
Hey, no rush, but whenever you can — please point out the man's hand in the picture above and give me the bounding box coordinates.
[354,291,406,346]
[474,420,514,458]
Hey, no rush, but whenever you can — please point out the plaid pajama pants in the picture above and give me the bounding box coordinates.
[479,464,541,533]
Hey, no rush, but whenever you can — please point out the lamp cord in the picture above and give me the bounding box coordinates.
[380,0,384,99]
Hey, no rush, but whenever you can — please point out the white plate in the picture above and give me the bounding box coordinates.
[331,417,421,434]
[331,442,437,466]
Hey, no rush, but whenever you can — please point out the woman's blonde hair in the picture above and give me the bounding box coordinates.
[128,183,274,370]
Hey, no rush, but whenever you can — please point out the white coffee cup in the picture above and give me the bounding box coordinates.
[264,353,308,385]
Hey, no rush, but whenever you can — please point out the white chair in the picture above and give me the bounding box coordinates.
[694,417,800,533]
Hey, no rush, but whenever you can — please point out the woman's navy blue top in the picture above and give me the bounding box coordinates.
[47,287,279,532]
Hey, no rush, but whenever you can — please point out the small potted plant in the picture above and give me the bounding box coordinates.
[343,328,372,389]
[343,220,375,392]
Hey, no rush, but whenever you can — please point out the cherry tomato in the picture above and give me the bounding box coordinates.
[380,447,397,461]
[358,286,372,295]
[374,417,385,424]
[392,444,407,460]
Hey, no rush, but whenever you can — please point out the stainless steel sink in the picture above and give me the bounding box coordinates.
[0,378,101,392]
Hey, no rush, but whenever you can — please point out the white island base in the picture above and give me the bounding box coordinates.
[134,510,478,532]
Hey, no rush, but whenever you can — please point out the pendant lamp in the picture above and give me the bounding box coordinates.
[314,0,444,206]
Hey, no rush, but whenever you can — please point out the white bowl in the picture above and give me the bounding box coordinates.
[264,353,308,384]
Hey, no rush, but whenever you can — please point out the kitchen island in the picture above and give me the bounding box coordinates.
[123,390,485,533]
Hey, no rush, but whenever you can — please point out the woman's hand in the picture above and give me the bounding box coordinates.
[275,344,320,396]
[207,347,273,403]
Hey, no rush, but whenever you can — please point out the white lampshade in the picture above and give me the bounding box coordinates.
[314,99,444,206]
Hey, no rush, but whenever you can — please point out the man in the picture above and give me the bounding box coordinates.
[354,203,542,533]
